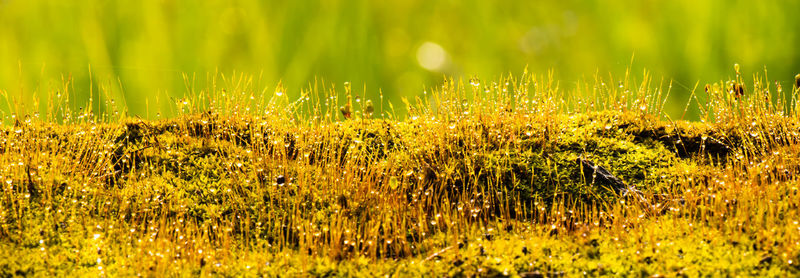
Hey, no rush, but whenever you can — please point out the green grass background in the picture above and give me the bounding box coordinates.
[1,0,798,118]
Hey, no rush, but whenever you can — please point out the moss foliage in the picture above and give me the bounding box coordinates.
[1,74,799,276]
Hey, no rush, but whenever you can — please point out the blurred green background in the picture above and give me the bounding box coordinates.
[1,0,799,119]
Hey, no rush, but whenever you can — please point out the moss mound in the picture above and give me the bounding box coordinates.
[2,73,799,276]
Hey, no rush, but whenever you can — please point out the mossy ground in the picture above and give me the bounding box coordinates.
[1,73,799,276]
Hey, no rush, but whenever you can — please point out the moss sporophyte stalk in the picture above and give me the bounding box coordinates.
[1,70,799,276]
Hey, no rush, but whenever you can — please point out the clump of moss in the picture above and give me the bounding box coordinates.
[471,111,699,204]
[1,71,799,276]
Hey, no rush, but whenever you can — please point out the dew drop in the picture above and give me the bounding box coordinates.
[470,78,480,87]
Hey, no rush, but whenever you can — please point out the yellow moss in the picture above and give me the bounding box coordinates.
[1,72,800,276]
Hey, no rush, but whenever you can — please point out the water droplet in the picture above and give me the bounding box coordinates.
[795,73,800,88]
[364,100,374,118]
[276,175,286,185]
[340,105,352,119]
[470,77,480,87]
